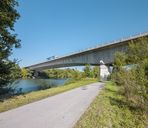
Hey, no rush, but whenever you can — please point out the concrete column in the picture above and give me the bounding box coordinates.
[99,60,110,81]
[33,70,39,78]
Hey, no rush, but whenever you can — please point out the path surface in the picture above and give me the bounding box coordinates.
[0,82,104,128]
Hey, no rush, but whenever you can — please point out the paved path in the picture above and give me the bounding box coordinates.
[0,82,104,128]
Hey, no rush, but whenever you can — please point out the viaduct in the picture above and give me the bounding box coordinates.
[26,32,148,80]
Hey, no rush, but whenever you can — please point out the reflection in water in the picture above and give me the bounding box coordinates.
[11,79,67,94]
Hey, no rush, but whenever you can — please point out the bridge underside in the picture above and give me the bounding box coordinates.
[32,63,98,71]
[27,43,127,71]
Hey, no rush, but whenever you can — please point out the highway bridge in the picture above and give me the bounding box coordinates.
[26,32,148,71]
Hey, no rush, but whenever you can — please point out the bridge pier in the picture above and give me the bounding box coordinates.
[32,70,49,79]
[99,60,111,81]
[31,70,40,78]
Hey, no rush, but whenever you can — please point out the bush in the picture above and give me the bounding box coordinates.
[112,67,147,109]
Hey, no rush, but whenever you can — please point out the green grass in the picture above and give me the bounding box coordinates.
[74,82,147,128]
[0,78,97,113]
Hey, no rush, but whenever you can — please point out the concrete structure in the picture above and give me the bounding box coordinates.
[100,60,110,81]
[26,33,148,79]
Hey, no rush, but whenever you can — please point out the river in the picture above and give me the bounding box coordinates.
[11,79,67,94]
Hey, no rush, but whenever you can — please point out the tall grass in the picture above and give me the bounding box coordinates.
[75,82,147,128]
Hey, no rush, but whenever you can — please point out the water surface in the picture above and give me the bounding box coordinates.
[11,79,67,94]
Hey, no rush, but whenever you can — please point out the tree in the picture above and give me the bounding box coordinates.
[0,0,20,91]
[10,63,22,79]
[83,64,92,77]
[92,66,100,79]
[126,37,148,64]
[112,37,148,109]
[114,52,127,70]
[21,68,32,79]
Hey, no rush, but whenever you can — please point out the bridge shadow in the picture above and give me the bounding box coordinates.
[105,88,117,93]
[108,96,141,111]
[104,86,140,111]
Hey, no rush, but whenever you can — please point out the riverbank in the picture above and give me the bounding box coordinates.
[0,78,97,113]
[74,82,147,128]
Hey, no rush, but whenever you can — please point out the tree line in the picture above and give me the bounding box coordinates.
[20,65,100,80]
[41,65,100,80]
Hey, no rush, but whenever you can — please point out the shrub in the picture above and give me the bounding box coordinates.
[111,37,148,110]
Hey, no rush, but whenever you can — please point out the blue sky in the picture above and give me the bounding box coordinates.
[11,0,148,67]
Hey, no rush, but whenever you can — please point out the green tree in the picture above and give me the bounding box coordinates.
[83,64,92,77]
[114,52,127,70]
[72,69,82,80]
[43,68,83,79]
[112,37,148,109]
[126,37,148,64]
[92,66,100,79]
[0,0,20,91]
[21,68,32,79]
[10,63,22,79]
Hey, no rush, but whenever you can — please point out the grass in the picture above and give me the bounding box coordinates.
[0,78,97,113]
[74,81,147,128]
